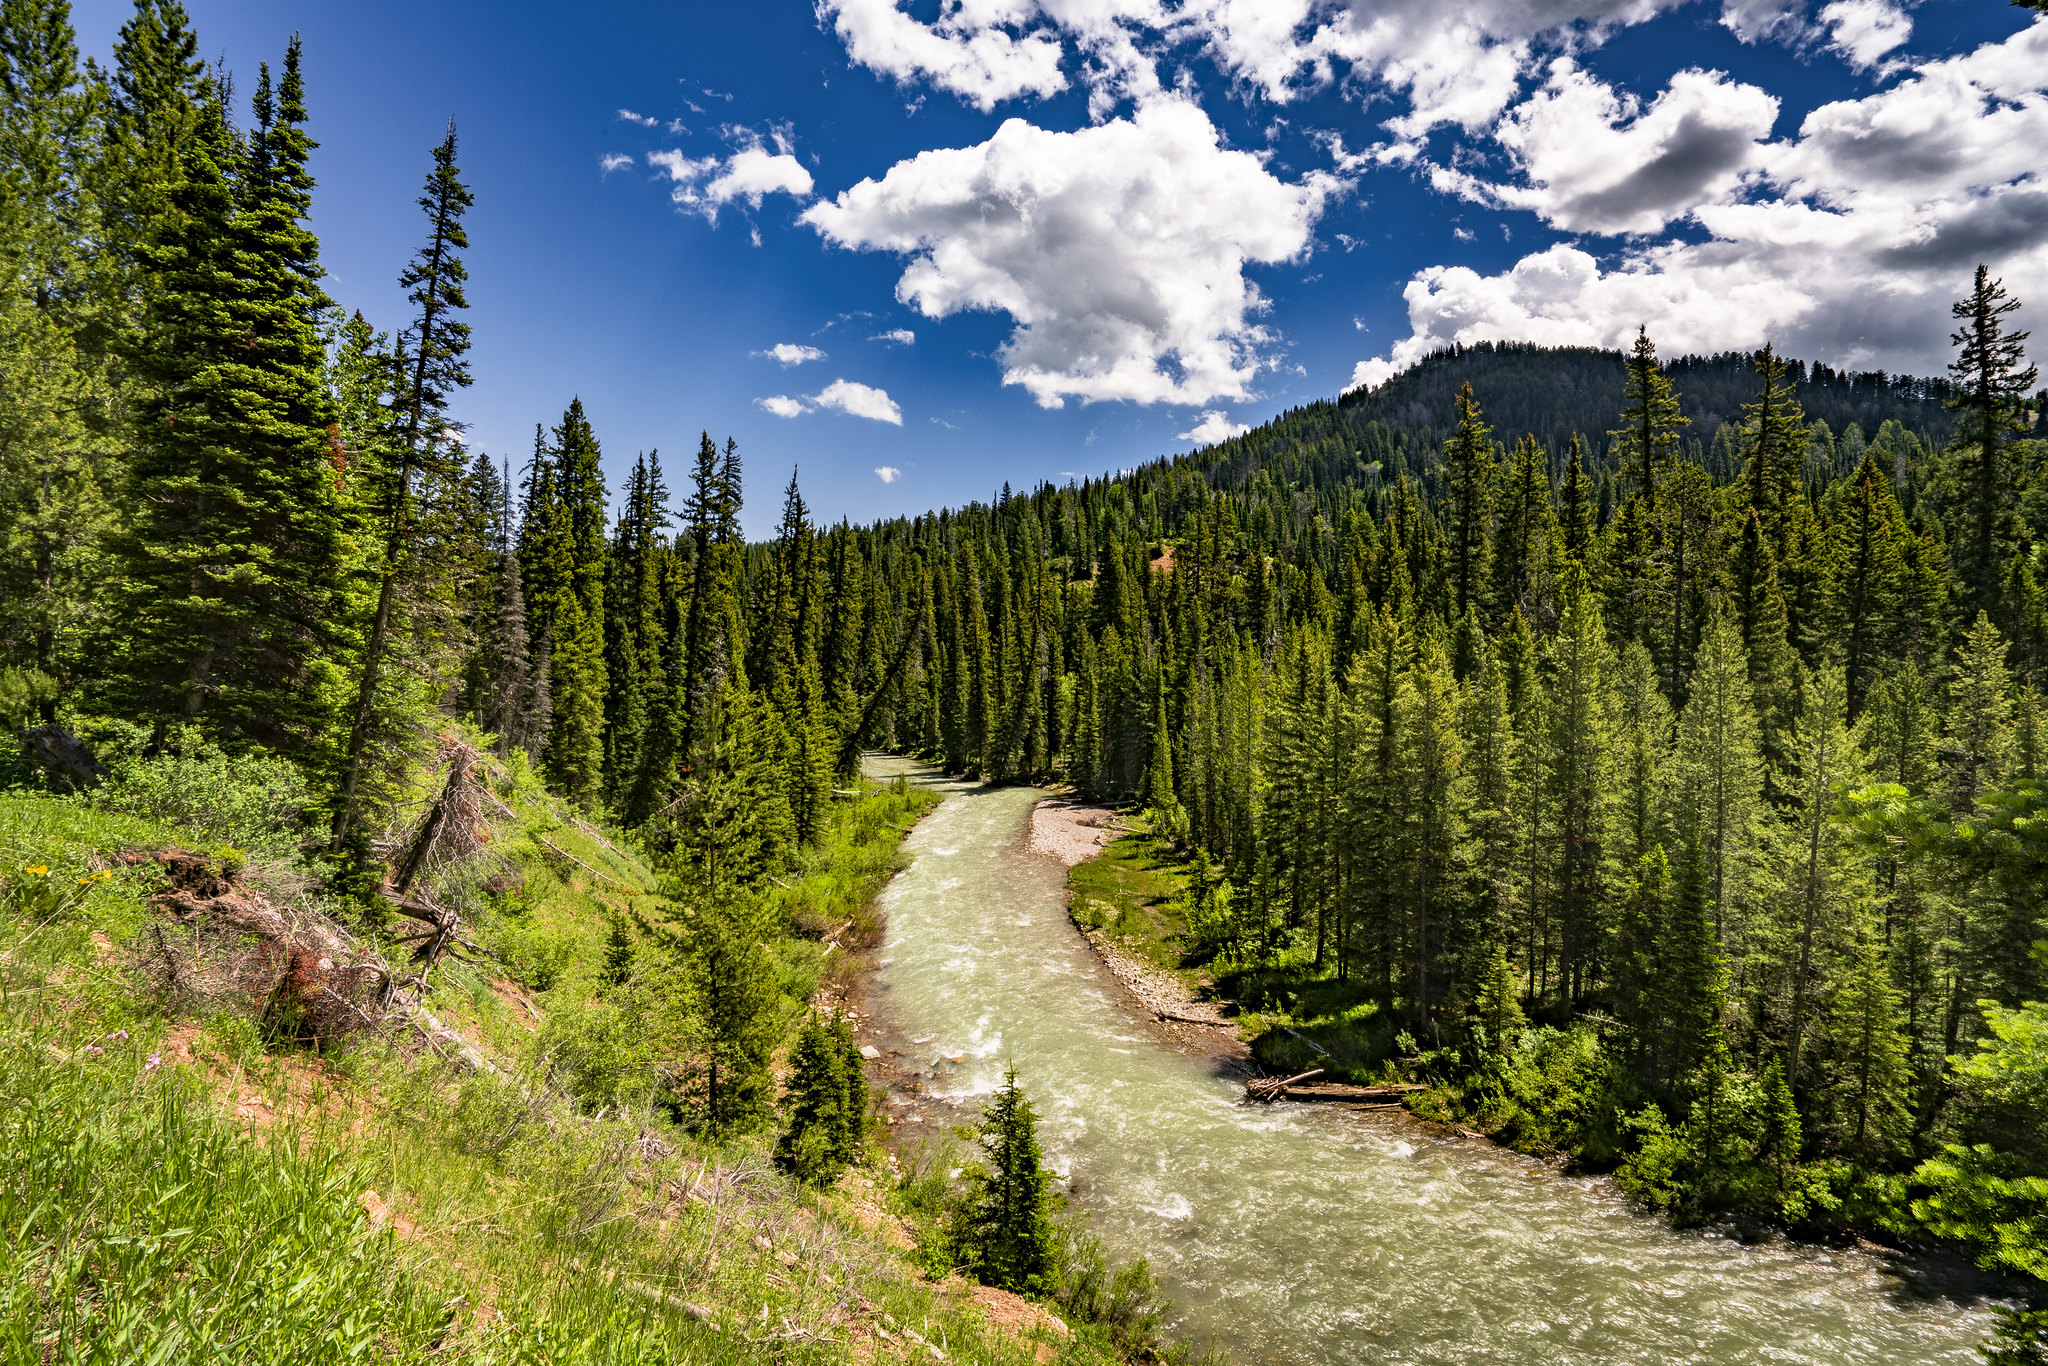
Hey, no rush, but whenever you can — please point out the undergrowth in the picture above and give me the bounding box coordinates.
[0,753,1141,1366]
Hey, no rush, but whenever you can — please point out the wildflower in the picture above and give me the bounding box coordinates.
[24,865,47,876]
[112,1030,129,1041]
[144,1053,162,1071]
[85,1045,102,1057]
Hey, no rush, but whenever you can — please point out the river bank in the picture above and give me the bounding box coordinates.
[854,758,2001,1365]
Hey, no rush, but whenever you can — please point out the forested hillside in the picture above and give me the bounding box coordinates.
[3,0,2048,1359]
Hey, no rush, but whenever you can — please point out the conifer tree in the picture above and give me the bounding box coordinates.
[1781,663,1865,1093]
[1542,564,1611,1005]
[1472,939,1526,1051]
[1739,345,1809,554]
[1669,610,1762,939]
[335,124,473,840]
[1945,612,2014,811]
[693,890,777,1135]
[1611,326,1688,511]
[484,483,542,756]
[1442,381,1494,620]
[543,401,608,805]
[117,54,345,752]
[1557,435,1599,571]
[1656,460,1718,703]
[100,0,203,295]
[961,1068,1057,1296]
[777,1011,866,1184]
[1834,453,1909,715]
[1823,908,1911,1164]
[1489,433,1558,628]
[1946,266,2036,625]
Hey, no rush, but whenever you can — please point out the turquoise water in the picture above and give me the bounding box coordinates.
[861,758,1997,1366]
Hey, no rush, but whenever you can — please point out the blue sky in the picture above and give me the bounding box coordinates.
[75,0,2046,536]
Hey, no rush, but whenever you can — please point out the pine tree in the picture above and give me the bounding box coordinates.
[1542,564,1611,1006]
[776,1011,865,1184]
[334,123,473,840]
[1442,381,1494,621]
[1739,344,1809,554]
[1781,662,1866,1094]
[1945,612,2014,811]
[100,0,203,294]
[544,401,608,805]
[484,487,541,755]
[1823,908,1911,1164]
[1833,453,1909,715]
[1669,609,1762,939]
[961,1068,1057,1296]
[1655,460,1718,703]
[117,55,345,753]
[1557,435,1599,571]
[693,890,777,1136]
[1472,939,1526,1051]
[1489,433,1557,628]
[1611,326,1688,511]
[601,912,634,987]
[1946,266,2036,626]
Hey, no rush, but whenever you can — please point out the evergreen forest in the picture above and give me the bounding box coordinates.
[4,2,2048,1360]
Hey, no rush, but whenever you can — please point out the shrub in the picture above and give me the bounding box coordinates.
[98,738,313,862]
[490,921,577,992]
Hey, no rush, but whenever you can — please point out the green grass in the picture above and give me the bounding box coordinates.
[1065,833,1189,977]
[0,764,1130,1366]
[1060,828,1406,1082]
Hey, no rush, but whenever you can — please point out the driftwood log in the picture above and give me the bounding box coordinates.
[1246,1071,1430,1105]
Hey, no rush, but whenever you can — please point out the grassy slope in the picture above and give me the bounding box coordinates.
[0,769,1127,1366]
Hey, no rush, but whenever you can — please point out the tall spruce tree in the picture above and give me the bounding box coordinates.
[118,51,345,752]
[334,124,473,841]
[1946,266,2036,627]
[1611,325,1688,512]
[1443,382,1494,621]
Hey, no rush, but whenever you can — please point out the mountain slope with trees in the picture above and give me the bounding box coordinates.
[0,0,2045,1359]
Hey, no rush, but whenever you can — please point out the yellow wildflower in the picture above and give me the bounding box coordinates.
[24,865,47,876]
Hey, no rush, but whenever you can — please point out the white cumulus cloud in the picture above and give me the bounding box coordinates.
[756,342,828,365]
[1435,61,1778,235]
[1178,410,1251,444]
[820,0,1692,149]
[758,394,809,418]
[1349,21,2048,384]
[1719,0,1807,44]
[818,0,1069,112]
[618,108,659,127]
[814,379,905,424]
[875,465,904,482]
[600,152,636,174]
[1196,0,1688,144]
[1819,0,1913,71]
[649,128,815,222]
[874,328,916,345]
[802,98,1335,408]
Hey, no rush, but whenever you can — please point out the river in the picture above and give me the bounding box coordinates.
[860,758,1997,1365]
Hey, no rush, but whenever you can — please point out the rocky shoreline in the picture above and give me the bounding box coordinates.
[1028,798,1255,1073]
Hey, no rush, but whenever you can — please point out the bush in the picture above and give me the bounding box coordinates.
[490,921,578,992]
[97,737,313,862]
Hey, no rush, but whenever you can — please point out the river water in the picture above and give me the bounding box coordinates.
[861,758,1997,1365]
